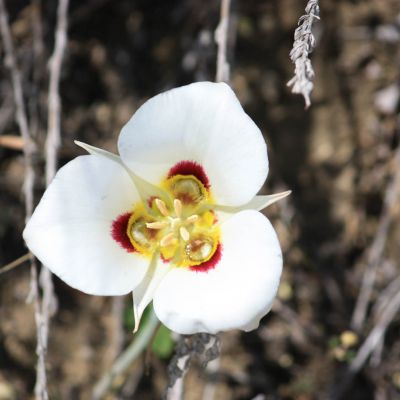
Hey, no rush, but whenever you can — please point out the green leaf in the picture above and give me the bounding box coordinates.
[152,324,174,359]
[124,305,135,331]
[124,303,152,332]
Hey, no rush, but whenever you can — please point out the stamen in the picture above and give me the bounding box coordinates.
[170,218,180,229]
[155,198,169,216]
[146,221,168,230]
[185,214,198,224]
[174,198,182,217]
[160,232,176,247]
[179,227,190,242]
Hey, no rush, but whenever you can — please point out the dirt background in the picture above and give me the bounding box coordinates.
[1,0,400,399]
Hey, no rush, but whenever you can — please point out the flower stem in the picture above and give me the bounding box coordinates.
[92,306,159,400]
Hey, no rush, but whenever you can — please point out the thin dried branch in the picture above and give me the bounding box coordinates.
[165,338,190,400]
[334,284,400,399]
[165,334,220,400]
[351,143,400,332]
[287,0,320,108]
[35,1,70,398]
[0,134,25,150]
[0,253,31,275]
[369,274,400,366]
[0,0,36,218]
[46,0,69,185]
[0,2,48,399]
[32,271,48,400]
[371,274,400,320]
[201,346,220,400]
[215,0,232,83]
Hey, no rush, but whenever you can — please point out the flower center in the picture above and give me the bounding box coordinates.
[115,171,220,270]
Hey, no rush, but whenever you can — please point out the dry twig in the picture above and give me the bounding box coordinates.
[334,283,400,399]
[0,134,25,150]
[215,0,232,83]
[165,334,220,400]
[0,2,48,399]
[351,143,400,332]
[201,345,221,400]
[46,0,69,186]
[349,285,400,374]
[0,0,36,217]
[34,1,70,397]
[287,0,320,108]
[369,274,400,366]
[0,253,31,276]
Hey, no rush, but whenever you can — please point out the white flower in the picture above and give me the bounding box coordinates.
[23,82,289,335]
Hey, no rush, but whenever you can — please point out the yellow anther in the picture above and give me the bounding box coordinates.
[174,198,182,217]
[155,198,169,216]
[179,227,190,242]
[160,232,176,247]
[185,214,198,224]
[146,221,168,230]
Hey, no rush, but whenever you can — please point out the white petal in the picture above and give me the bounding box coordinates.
[118,82,268,206]
[132,253,171,332]
[74,140,121,164]
[216,190,292,213]
[23,155,149,296]
[75,140,168,203]
[153,210,282,334]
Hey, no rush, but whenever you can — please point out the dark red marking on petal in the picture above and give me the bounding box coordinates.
[111,212,136,253]
[160,254,171,264]
[147,196,157,208]
[190,243,222,273]
[168,160,210,189]
[175,192,199,205]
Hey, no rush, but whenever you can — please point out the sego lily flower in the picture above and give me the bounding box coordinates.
[23,82,289,335]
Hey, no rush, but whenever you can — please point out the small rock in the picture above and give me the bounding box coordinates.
[375,84,400,115]
[0,381,15,400]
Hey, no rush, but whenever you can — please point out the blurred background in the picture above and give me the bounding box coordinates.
[1,0,400,399]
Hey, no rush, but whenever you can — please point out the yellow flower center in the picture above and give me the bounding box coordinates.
[126,174,220,268]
